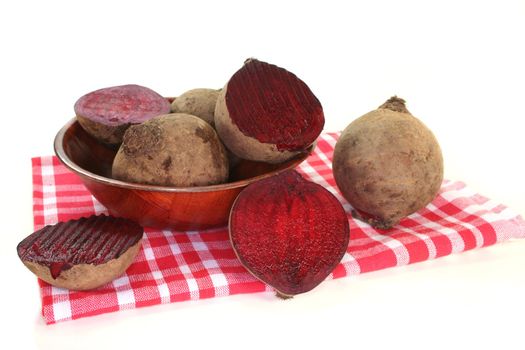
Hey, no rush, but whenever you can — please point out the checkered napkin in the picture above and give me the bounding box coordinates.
[31,133,525,324]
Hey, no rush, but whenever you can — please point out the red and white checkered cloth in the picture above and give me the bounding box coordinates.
[31,132,525,324]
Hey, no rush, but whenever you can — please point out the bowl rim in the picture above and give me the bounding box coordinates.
[54,118,313,193]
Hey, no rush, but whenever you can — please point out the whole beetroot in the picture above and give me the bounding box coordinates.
[171,88,220,127]
[332,97,443,229]
[112,113,229,187]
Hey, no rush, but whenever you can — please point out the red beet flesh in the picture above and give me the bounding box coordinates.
[229,170,349,297]
[74,84,171,126]
[225,59,324,151]
[17,215,143,279]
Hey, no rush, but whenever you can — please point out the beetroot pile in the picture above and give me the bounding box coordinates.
[73,59,326,188]
[18,58,444,298]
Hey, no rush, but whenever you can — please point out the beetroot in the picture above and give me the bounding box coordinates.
[17,215,144,290]
[229,170,349,297]
[215,59,325,164]
[332,96,444,229]
[74,84,171,144]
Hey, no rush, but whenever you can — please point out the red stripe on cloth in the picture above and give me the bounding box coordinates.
[352,248,398,273]
[69,291,121,318]
[388,231,430,264]
[229,280,266,295]
[400,217,453,258]
[331,262,348,279]
[31,158,45,229]
[30,133,525,324]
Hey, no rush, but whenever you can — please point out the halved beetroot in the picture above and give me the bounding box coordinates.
[74,84,171,144]
[215,59,325,164]
[229,170,349,297]
[17,214,143,290]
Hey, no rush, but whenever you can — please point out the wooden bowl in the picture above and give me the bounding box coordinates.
[54,118,313,230]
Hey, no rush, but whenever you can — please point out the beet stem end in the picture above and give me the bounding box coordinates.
[275,291,294,300]
[378,96,409,114]
[351,209,394,230]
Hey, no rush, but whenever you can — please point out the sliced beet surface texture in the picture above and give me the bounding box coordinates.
[229,170,349,297]
[74,84,171,126]
[225,59,324,151]
[17,215,143,278]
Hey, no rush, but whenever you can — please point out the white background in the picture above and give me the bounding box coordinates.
[1,1,524,349]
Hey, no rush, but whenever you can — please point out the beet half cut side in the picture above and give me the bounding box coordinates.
[74,84,171,127]
[17,215,143,282]
[226,59,324,151]
[215,59,325,163]
[229,170,350,298]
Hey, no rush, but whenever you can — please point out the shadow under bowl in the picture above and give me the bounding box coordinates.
[54,118,313,231]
